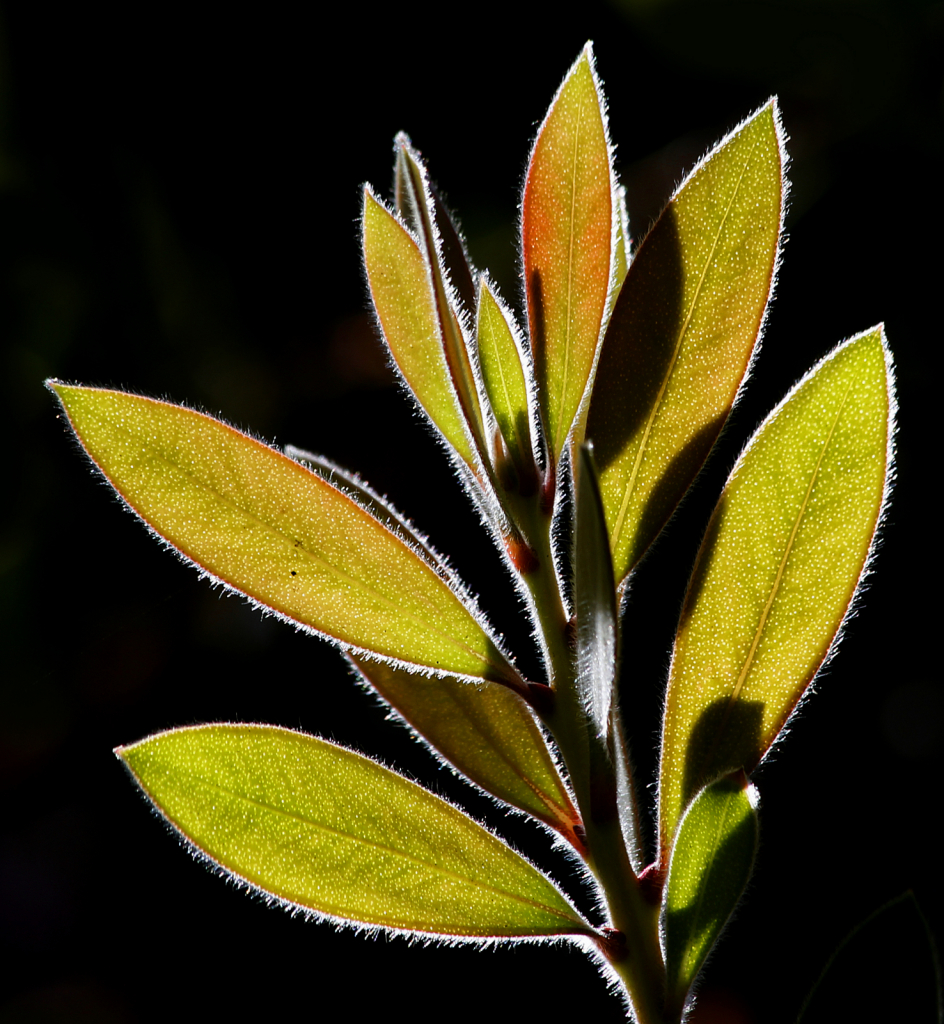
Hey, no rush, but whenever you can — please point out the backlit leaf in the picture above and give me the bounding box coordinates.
[522,43,613,463]
[118,724,593,939]
[49,383,520,686]
[587,100,785,586]
[658,328,893,854]
[347,655,582,846]
[393,137,488,460]
[476,277,537,486]
[663,772,759,1013]
[362,187,476,467]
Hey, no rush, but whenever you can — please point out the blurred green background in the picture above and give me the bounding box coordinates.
[2,1,942,1021]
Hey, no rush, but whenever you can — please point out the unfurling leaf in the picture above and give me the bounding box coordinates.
[663,772,759,1013]
[523,42,613,464]
[118,724,593,939]
[476,278,538,489]
[659,327,893,854]
[347,655,582,846]
[49,383,521,687]
[574,443,618,738]
[393,137,489,462]
[362,187,477,467]
[587,100,785,586]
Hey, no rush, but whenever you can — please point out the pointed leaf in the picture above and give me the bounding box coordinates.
[118,724,593,939]
[574,443,617,738]
[663,772,759,1013]
[362,187,476,466]
[49,383,521,687]
[587,100,785,585]
[522,43,613,462]
[476,277,538,486]
[347,654,582,847]
[659,328,893,854]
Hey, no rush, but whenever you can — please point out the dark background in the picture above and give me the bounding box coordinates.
[2,1,942,1021]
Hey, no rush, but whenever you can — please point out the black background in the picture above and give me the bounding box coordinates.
[2,1,942,1021]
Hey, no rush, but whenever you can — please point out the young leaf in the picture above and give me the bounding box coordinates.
[362,187,477,468]
[346,654,583,847]
[586,100,785,586]
[574,443,618,739]
[49,383,521,687]
[476,277,538,489]
[118,724,593,939]
[659,327,893,854]
[522,42,613,464]
[663,772,759,1014]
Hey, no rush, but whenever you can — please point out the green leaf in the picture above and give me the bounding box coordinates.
[346,654,583,848]
[522,42,614,464]
[586,100,785,585]
[476,277,538,490]
[659,327,893,854]
[118,724,593,939]
[574,443,617,738]
[663,772,759,1013]
[362,187,477,467]
[49,383,521,687]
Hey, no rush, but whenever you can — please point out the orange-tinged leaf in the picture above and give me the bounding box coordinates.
[49,383,520,686]
[348,655,581,845]
[522,43,613,463]
[587,101,785,586]
[658,328,893,856]
[362,188,476,466]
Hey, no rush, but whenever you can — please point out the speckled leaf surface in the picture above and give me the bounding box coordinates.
[347,655,581,844]
[659,328,892,854]
[522,44,613,463]
[362,188,476,466]
[49,383,517,684]
[663,773,758,1012]
[118,724,592,938]
[587,101,784,586]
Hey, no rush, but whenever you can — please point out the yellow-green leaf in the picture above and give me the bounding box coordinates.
[522,43,613,463]
[362,187,476,467]
[658,328,893,855]
[476,277,537,485]
[49,383,519,686]
[663,772,759,1013]
[347,655,582,847]
[118,724,593,938]
[587,100,785,586]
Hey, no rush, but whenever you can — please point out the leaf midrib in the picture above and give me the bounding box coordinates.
[554,89,585,457]
[727,382,853,708]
